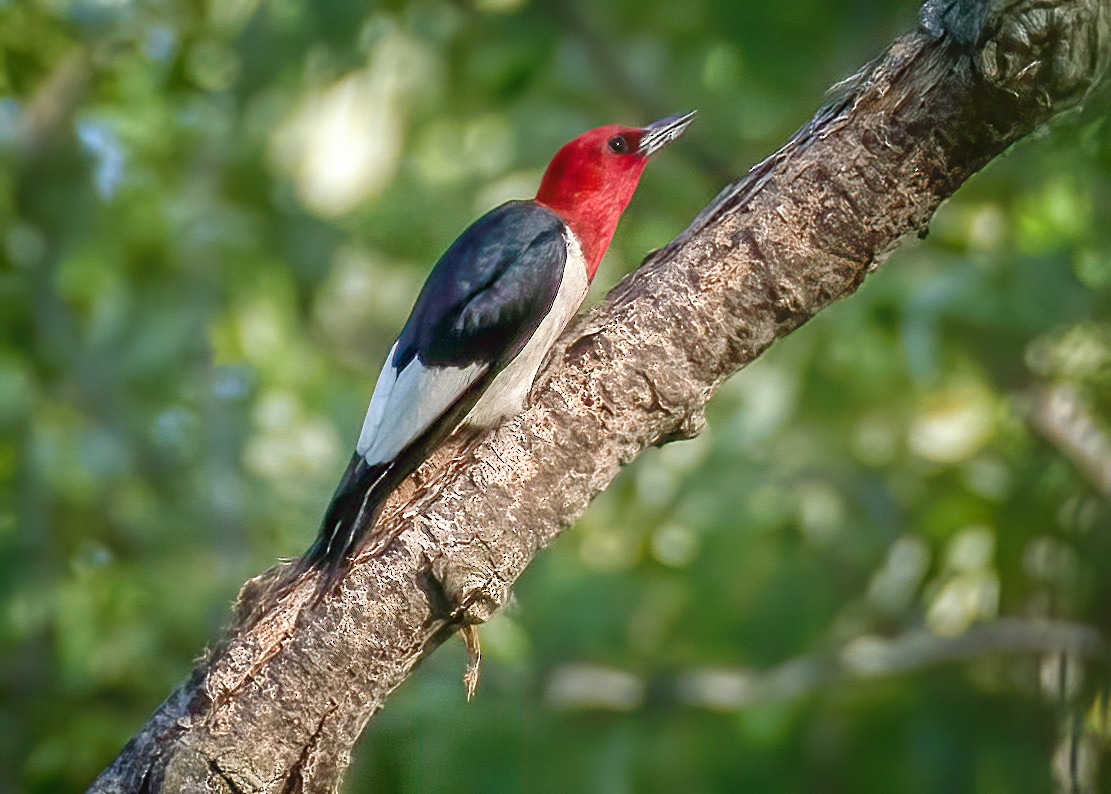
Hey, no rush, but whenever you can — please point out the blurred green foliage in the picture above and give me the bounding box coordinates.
[2,0,1110,791]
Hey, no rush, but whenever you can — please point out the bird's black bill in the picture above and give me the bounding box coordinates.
[638,111,697,156]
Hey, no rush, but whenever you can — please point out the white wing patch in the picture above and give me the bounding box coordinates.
[356,342,486,465]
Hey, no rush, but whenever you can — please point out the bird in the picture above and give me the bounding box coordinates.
[298,111,695,596]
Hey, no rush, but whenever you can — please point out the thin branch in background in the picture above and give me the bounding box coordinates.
[546,618,1104,712]
[18,48,92,156]
[1029,384,1111,499]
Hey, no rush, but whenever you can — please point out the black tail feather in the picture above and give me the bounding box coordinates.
[295,454,393,598]
[290,369,499,604]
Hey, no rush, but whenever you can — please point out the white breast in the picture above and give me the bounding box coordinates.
[464,229,589,428]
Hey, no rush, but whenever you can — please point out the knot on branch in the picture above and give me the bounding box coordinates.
[980,0,1107,109]
[654,410,708,447]
[428,549,510,625]
[923,0,1109,112]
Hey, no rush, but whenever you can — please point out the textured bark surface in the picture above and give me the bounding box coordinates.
[92,1,1110,791]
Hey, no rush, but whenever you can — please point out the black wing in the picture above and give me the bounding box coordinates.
[394,200,568,370]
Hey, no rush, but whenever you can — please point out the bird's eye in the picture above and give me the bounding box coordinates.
[607,135,629,154]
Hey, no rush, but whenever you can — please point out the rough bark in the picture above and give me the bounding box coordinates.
[91,0,1110,791]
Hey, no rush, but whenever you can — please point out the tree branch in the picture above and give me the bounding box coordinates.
[1028,384,1111,498]
[541,618,1104,712]
[92,1,1110,791]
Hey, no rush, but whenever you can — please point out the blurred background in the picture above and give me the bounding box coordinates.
[2,0,1110,791]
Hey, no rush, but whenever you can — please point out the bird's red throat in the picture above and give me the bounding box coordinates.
[534,127,650,280]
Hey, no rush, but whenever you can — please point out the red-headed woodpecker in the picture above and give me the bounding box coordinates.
[301,112,695,592]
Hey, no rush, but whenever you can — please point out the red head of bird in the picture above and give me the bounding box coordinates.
[535,112,695,279]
